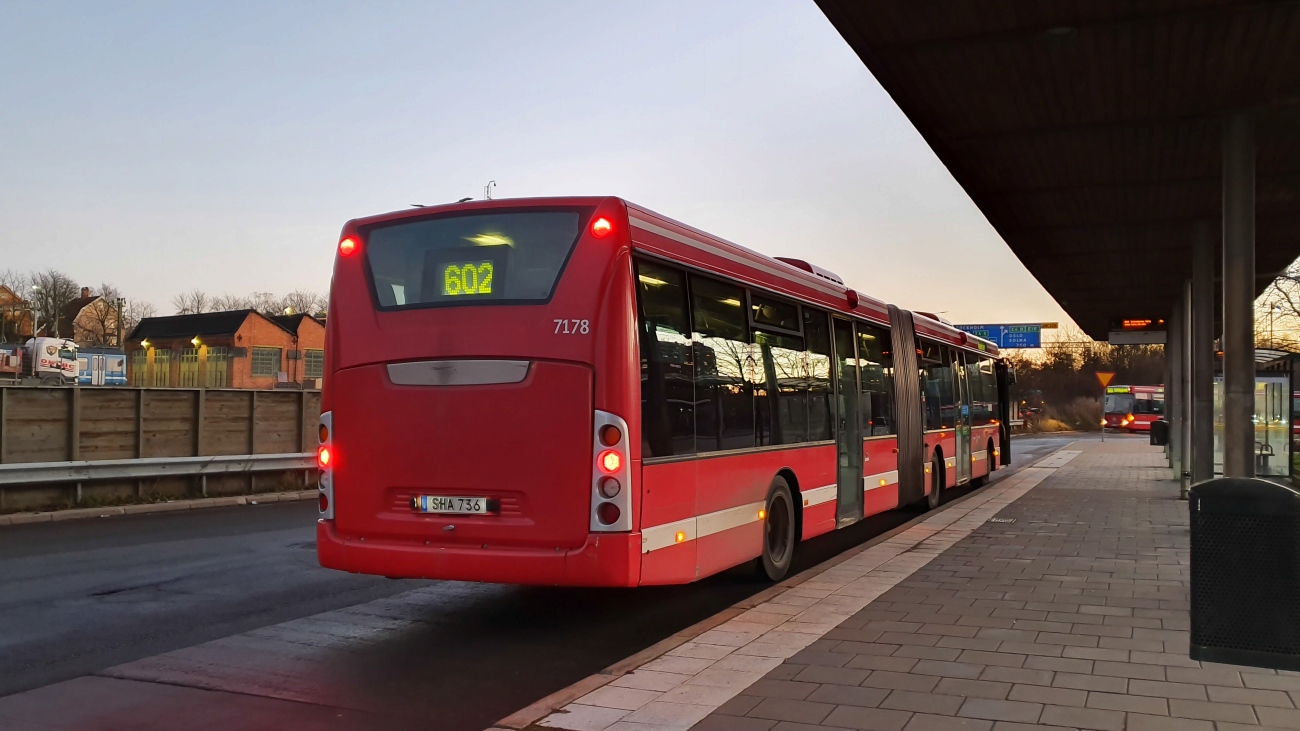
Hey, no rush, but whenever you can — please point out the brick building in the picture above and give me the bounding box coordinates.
[0,285,34,342]
[126,310,325,389]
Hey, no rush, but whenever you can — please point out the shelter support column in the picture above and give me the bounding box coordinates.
[1222,113,1255,477]
[1167,297,1185,483]
[1191,225,1216,483]
[1182,282,1194,494]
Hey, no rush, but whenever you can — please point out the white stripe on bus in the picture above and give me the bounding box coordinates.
[864,470,899,491]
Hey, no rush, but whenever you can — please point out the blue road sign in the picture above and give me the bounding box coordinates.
[955,323,1042,349]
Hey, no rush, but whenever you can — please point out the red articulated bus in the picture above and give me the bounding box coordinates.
[1103,385,1165,432]
[317,197,1011,586]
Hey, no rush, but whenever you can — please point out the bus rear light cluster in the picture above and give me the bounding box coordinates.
[318,411,335,520]
[590,410,631,532]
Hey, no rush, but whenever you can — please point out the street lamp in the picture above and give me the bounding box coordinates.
[191,336,201,347]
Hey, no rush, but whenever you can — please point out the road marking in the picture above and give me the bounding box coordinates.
[518,448,1076,731]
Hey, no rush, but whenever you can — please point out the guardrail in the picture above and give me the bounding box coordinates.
[0,453,315,486]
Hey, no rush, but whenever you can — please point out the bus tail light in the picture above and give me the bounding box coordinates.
[591,410,631,532]
[318,411,335,520]
[338,237,359,256]
[591,217,613,238]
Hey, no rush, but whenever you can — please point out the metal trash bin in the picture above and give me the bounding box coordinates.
[1189,478,1300,671]
[1149,419,1169,446]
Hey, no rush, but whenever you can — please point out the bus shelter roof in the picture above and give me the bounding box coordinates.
[815,1,1300,340]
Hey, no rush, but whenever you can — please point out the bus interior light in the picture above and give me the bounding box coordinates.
[598,450,621,473]
[599,424,622,447]
[591,217,613,238]
[338,237,358,256]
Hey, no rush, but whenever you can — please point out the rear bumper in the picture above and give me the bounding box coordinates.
[317,521,641,587]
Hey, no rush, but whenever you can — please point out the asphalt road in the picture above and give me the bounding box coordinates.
[0,433,1078,730]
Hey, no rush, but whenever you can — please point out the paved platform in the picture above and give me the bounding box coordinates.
[530,437,1300,731]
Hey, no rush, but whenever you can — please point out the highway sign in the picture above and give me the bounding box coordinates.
[955,323,1042,349]
[1096,371,1115,388]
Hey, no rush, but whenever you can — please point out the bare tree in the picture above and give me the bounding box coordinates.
[1257,262,1300,351]
[122,300,157,338]
[246,292,282,316]
[280,290,328,317]
[30,269,80,338]
[0,269,31,296]
[210,293,251,311]
[171,289,212,315]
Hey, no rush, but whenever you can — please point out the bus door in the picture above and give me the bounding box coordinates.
[833,317,863,525]
[953,350,972,484]
[89,354,106,385]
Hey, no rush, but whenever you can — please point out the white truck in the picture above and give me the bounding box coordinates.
[19,337,79,385]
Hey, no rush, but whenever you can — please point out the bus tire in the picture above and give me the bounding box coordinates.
[926,450,944,510]
[972,439,996,488]
[758,476,796,582]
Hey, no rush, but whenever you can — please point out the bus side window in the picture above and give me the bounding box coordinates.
[804,309,834,441]
[919,339,945,432]
[690,275,755,453]
[857,322,895,436]
[750,292,805,447]
[635,260,695,458]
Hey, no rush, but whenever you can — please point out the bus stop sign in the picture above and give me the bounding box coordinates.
[1096,371,1115,388]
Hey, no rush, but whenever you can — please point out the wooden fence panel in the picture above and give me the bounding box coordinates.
[142,390,197,458]
[254,392,299,454]
[80,390,139,460]
[203,390,253,456]
[5,388,71,463]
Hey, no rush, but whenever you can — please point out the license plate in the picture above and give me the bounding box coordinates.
[413,495,490,514]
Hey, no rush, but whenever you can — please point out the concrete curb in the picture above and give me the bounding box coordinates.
[488,443,1075,731]
[0,490,317,527]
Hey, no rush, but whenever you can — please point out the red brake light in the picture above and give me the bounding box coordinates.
[591,217,613,238]
[598,449,621,473]
[317,446,332,468]
[318,492,329,513]
[338,237,358,256]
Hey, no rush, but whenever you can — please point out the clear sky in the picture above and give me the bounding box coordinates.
[0,0,1073,328]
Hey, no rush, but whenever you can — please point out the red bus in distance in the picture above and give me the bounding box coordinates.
[317,197,1011,586]
[1103,385,1165,432]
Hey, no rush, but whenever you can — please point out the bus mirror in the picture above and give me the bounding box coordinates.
[1007,366,1017,384]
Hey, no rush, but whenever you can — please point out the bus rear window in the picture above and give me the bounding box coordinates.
[365,209,586,308]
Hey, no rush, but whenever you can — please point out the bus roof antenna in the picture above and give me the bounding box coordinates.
[484,180,496,200]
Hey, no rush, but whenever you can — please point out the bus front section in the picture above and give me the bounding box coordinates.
[317,198,641,586]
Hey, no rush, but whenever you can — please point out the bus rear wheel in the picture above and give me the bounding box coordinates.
[758,477,796,581]
[972,439,996,487]
[926,452,944,510]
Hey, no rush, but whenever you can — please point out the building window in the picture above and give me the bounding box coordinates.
[130,350,147,386]
[152,349,171,388]
[303,349,324,379]
[251,347,280,377]
[206,347,228,388]
[179,348,200,388]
